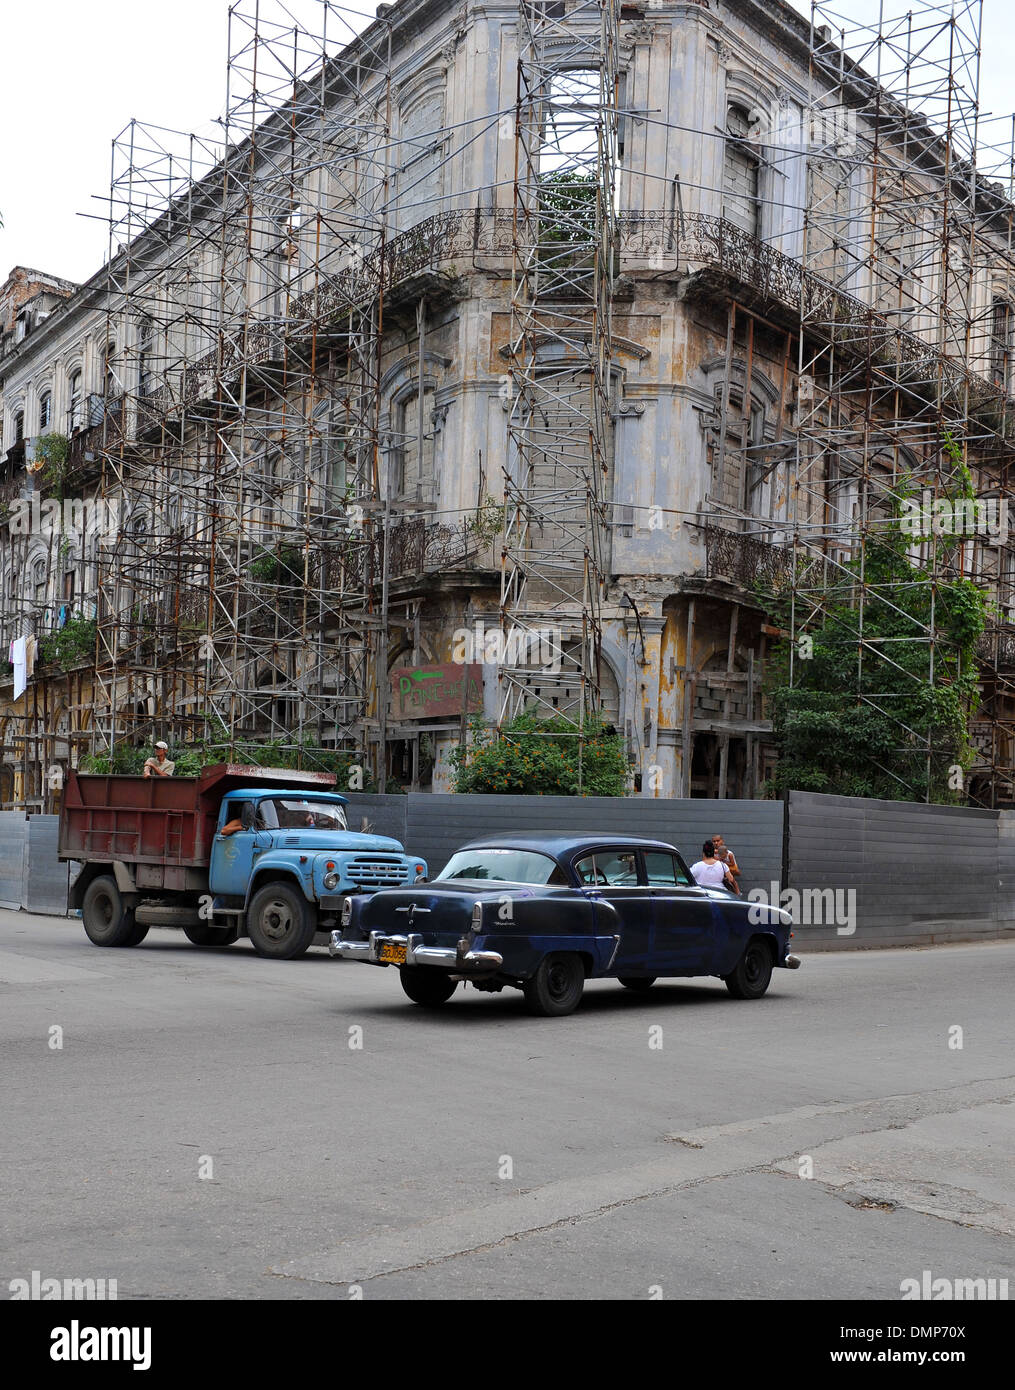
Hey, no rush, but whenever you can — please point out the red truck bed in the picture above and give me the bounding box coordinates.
[59,763,337,867]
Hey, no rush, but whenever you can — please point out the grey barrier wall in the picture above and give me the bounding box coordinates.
[23,817,70,916]
[390,794,785,898]
[0,811,28,909]
[787,791,1015,950]
[5,791,1015,954]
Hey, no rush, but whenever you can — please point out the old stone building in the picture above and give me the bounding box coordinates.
[2,0,1014,808]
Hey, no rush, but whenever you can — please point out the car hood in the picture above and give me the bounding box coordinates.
[266,831,407,854]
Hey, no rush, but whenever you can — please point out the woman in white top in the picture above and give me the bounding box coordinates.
[689,841,738,893]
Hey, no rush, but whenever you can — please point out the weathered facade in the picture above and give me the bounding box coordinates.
[2,0,1014,810]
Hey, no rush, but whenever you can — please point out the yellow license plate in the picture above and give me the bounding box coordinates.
[379,942,407,965]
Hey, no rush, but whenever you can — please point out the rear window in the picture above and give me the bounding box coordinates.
[437,848,565,885]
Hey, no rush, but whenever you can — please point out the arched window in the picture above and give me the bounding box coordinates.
[137,317,154,397]
[991,298,1013,393]
[103,342,117,398]
[68,370,83,431]
[39,391,52,432]
[723,104,760,237]
[14,410,25,444]
[32,556,48,604]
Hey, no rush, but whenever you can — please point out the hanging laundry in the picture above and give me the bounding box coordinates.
[11,636,27,700]
[25,634,38,678]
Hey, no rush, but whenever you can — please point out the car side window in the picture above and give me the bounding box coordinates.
[575,852,639,887]
[644,851,693,887]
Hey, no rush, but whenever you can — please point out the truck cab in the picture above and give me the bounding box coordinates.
[211,789,424,908]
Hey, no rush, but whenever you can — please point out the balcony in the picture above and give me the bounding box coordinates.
[976,622,1015,670]
[702,522,791,591]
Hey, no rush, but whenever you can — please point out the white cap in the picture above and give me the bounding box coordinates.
[155,741,169,749]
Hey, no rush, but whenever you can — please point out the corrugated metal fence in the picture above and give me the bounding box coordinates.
[5,793,1014,950]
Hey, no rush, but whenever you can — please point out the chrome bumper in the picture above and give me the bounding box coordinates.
[329,930,503,971]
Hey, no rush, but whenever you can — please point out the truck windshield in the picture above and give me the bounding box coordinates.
[266,798,348,831]
[437,848,564,884]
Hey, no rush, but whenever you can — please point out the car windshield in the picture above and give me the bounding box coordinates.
[266,798,348,831]
[437,848,564,884]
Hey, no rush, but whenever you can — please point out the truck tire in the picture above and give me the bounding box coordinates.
[246,882,317,960]
[82,875,141,948]
[183,923,239,947]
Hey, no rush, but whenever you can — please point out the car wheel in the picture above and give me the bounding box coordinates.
[184,923,239,947]
[618,976,656,991]
[399,966,457,1007]
[246,882,316,959]
[724,938,773,1000]
[82,876,139,947]
[523,953,585,1017]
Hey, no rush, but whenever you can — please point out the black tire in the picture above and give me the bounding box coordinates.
[246,882,317,959]
[724,938,774,1000]
[183,922,239,947]
[399,966,458,1007]
[618,976,656,992]
[121,919,150,947]
[522,953,585,1017]
[82,875,139,948]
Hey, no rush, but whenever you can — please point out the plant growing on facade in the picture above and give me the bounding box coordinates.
[449,711,627,796]
[249,543,304,586]
[39,615,97,672]
[32,432,71,500]
[760,453,989,803]
[467,495,506,544]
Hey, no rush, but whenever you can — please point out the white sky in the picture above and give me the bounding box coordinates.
[1,0,1013,286]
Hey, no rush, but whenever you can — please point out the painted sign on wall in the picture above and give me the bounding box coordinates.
[390,664,484,720]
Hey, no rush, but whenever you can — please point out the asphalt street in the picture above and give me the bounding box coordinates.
[1,911,1012,1300]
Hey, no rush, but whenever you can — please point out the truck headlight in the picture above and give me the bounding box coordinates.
[323,871,340,891]
[414,863,426,882]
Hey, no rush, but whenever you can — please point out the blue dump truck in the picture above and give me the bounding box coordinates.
[59,763,426,959]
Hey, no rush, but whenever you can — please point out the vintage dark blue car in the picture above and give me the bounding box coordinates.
[329,833,799,1016]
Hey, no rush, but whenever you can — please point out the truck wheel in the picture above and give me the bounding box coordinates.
[246,882,316,960]
[399,966,457,1007]
[618,977,655,991]
[122,920,150,947]
[723,938,773,1000]
[522,953,585,1017]
[82,875,139,948]
[183,923,239,947]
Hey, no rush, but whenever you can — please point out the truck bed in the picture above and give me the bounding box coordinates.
[59,763,337,868]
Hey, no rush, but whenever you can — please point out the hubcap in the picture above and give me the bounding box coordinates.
[261,900,294,941]
[547,961,572,1000]
[745,948,764,984]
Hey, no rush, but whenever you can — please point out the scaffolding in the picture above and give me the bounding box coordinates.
[89,4,403,783]
[8,0,1015,808]
[784,0,1015,803]
[500,0,619,726]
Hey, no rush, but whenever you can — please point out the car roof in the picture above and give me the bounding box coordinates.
[457,832,682,858]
